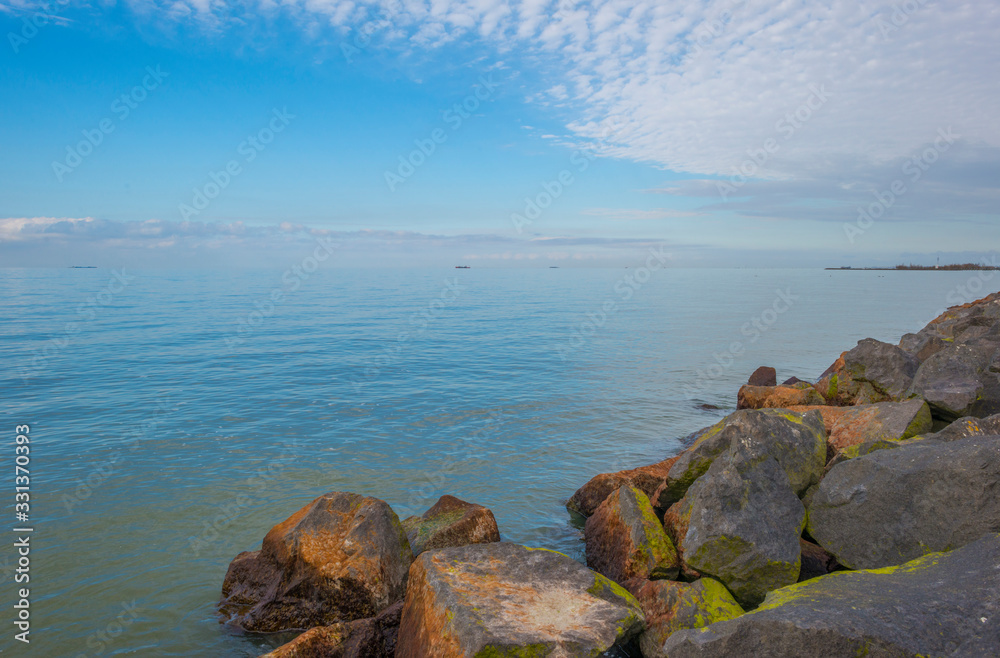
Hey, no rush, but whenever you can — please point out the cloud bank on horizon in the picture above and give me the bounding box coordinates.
[2,0,998,266]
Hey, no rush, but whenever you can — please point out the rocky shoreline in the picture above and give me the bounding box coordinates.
[219,291,1000,657]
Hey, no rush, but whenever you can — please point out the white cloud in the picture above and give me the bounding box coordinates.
[22,0,1000,181]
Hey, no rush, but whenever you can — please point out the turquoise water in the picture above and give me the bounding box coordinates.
[1,267,989,655]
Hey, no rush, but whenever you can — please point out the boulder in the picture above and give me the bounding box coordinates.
[787,399,932,454]
[567,456,679,517]
[625,578,743,658]
[653,409,826,508]
[662,533,1000,658]
[402,495,500,556]
[261,602,402,658]
[585,485,678,582]
[841,338,919,400]
[668,437,807,608]
[908,339,1000,420]
[736,384,825,410]
[807,435,1000,569]
[219,492,412,632]
[747,366,777,387]
[396,542,644,658]
[898,332,949,363]
[927,412,1000,441]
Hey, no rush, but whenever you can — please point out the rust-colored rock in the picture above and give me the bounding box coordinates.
[567,456,680,517]
[219,492,412,632]
[261,602,403,658]
[402,495,500,556]
[396,542,644,658]
[787,399,932,454]
[585,485,679,583]
[737,384,825,410]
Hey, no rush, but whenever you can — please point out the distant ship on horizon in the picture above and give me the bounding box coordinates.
[455,265,471,269]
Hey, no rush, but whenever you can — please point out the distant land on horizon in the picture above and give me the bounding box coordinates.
[827,263,1000,271]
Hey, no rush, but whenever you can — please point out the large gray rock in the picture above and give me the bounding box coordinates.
[220,492,412,632]
[662,533,1000,658]
[396,543,644,658]
[842,338,919,400]
[653,409,827,508]
[668,436,806,609]
[908,339,1000,421]
[585,485,679,582]
[807,435,1000,569]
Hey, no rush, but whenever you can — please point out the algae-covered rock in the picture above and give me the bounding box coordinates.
[567,456,679,517]
[219,492,412,632]
[808,435,1000,569]
[260,601,402,658]
[396,542,644,658]
[662,533,1000,657]
[402,495,500,556]
[625,578,744,657]
[787,399,931,454]
[585,485,678,582]
[653,409,826,508]
[671,436,806,608]
[736,384,825,410]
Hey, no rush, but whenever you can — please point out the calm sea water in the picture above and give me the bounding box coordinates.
[1,266,990,656]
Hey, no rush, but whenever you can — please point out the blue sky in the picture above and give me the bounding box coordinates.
[1,0,998,268]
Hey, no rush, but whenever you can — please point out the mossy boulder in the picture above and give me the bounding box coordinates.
[396,543,644,658]
[653,409,826,508]
[788,399,931,455]
[219,492,412,633]
[567,456,679,517]
[662,534,1000,657]
[669,437,806,608]
[807,435,1000,569]
[402,495,500,556]
[585,485,678,583]
[261,601,402,657]
[624,577,743,657]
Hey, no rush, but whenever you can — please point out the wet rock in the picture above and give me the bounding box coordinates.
[568,456,679,517]
[736,384,825,410]
[625,578,743,658]
[662,533,1000,658]
[787,399,932,454]
[402,495,500,556]
[807,435,1000,569]
[908,339,1000,421]
[585,485,679,582]
[261,602,402,658]
[797,539,837,582]
[747,366,777,387]
[668,437,807,608]
[219,492,412,632]
[396,542,644,658]
[653,409,826,508]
